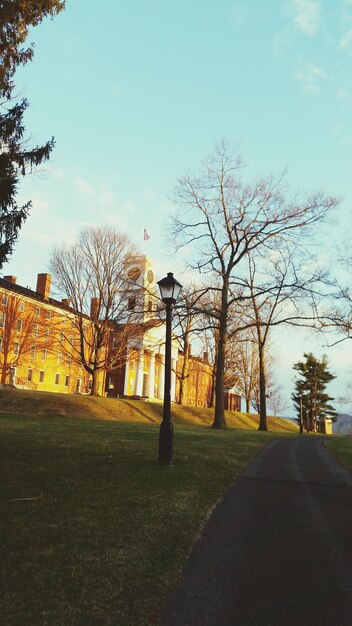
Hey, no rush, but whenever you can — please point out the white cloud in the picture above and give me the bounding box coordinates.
[48,166,65,180]
[272,30,293,57]
[291,0,320,35]
[73,176,117,209]
[337,87,350,99]
[294,62,326,93]
[339,28,352,49]
[73,176,95,196]
[109,84,129,102]
[331,124,351,146]
[336,88,352,109]
[230,1,253,24]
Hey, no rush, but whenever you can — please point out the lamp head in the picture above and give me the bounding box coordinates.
[157,272,182,305]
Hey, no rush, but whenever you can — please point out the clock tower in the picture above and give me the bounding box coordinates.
[125,255,158,322]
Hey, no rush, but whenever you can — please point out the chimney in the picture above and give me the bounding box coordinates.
[3,275,17,284]
[203,351,209,362]
[90,297,99,319]
[61,298,71,307]
[36,273,51,301]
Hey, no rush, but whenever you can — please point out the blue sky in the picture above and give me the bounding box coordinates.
[3,0,352,412]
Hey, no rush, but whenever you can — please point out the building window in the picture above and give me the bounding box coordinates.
[55,373,60,385]
[42,349,47,361]
[16,319,23,333]
[44,327,50,340]
[58,351,63,365]
[39,370,44,383]
[0,312,5,328]
[27,368,33,382]
[46,310,51,320]
[30,346,36,360]
[35,307,40,316]
[65,375,70,387]
[13,342,20,356]
[19,301,25,312]
[2,293,8,306]
[33,323,39,337]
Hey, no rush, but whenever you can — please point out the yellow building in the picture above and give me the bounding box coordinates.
[0,273,96,394]
[0,257,220,408]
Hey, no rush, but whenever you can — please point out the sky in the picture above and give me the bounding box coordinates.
[3,0,352,414]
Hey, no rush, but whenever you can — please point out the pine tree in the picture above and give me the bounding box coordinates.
[0,1,65,268]
[292,352,336,432]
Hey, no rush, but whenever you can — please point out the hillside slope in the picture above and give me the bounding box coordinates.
[0,387,299,432]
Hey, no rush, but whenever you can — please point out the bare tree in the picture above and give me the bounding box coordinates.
[172,283,204,405]
[225,329,259,413]
[235,245,333,429]
[322,251,352,345]
[49,226,140,395]
[267,385,288,418]
[171,141,337,428]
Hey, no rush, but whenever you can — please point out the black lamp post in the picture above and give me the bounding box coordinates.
[157,272,182,465]
[299,396,304,434]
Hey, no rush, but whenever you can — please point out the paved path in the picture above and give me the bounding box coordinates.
[159,436,352,626]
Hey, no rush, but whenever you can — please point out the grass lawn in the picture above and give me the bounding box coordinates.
[0,387,299,433]
[326,436,352,472]
[1,413,293,625]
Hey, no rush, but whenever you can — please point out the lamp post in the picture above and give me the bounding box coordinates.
[299,396,304,434]
[157,272,182,465]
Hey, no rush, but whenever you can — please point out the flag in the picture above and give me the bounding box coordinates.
[143,228,150,241]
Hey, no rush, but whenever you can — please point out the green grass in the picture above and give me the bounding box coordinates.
[1,414,294,625]
[0,387,299,432]
[325,436,352,472]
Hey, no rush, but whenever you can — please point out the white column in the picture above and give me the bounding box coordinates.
[123,353,130,396]
[171,357,177,402]
[158,357,165,399]
[135,349,144,396]
[148,353,155,399]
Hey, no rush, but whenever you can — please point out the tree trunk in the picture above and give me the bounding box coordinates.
[212,287,228,429]
[258,342,268,431]
[209,341,218,408]
[210,367,216,408]
[1,362,7,385]
[245,396,250,413]
[179,330,190,405]
[90,369,100,396]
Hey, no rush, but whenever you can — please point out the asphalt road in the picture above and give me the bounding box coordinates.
[158,436,352,626]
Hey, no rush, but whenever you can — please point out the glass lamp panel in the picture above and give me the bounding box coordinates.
[159,283,174,300]
[173,283,182,300]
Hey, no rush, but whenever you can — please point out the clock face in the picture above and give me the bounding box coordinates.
[128,267,141,281]
[147,270,154,283]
